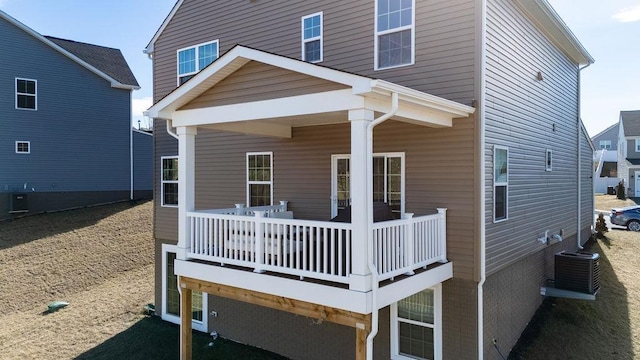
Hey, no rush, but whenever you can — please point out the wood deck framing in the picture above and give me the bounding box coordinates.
[179,276,372,360]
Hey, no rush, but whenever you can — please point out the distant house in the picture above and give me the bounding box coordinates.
[592,123,619,193]
[145,1,594,359]
[617,110,640,197]
[0,10,152,220]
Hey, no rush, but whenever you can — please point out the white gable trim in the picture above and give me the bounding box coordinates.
[0,10,138,90]
[144,0,184,56]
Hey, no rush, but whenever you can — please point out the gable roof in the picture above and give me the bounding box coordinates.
[620,111,640,137]
[0,10,139,90]
[590,122,618,140]
[144,0,183,56]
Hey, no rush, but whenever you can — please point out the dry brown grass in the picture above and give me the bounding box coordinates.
[510,195,640,359]
[594,194,639,211]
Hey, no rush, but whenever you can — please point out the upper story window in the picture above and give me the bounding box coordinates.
[599,140,611,150]
[247,152,273,207]
[161,156,179,207]
[15,141,30,154]
[16,78,37,110]
[302,12,323,62]
[494,146,508,222]
[375,0,414,70]
[177,40,219,85]
[635,139,640,152]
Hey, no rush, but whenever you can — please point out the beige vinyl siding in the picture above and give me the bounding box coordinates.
[180,61,348,110]
[152,0,476,106]
[154,119,178,240]
[484,0,580,274]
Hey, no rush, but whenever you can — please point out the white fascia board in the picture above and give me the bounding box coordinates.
[376,262,452,309]
[174,259,372,314]
[369,79,476,118]
[171,89,363,126]
[514,0,594,65]
[0,10,136,90]
[364,97,453,128]
[144,0,184,55]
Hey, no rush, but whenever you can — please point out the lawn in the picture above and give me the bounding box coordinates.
[509,195,640,359]
[0,200,285,360]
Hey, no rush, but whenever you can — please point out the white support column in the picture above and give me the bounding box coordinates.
[349,109,374,291]
[177,126,197,261]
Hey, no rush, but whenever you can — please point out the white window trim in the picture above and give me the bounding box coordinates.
[545,149,552,172]
[161,155,178,208]
[301,12,323,63]
[635,139,640,152]
[599,140,611,150]
[493,145,508,223]
[15,77,37,111]
[330,152,405,217]
[390,284,442,360]
[161,244,208,332]
[374,0,416,71]
[176,39,219,86]
[246,152,274,207]
[15,141,30,154]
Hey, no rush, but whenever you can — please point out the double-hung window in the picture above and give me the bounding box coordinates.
[177,40,219,85]
[15,141,30,154]
[16,78,37,110]
[494,146,508,222]
[391,286,442,360]
[375,0,415,69]
[247,152,273,207]
[302,12,323,62]
[161,156,178,207]
[599,140,611,150]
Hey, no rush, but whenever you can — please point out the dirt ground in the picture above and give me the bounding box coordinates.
[0,200,155,359]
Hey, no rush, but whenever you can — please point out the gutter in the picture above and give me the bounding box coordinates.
[577,61,592,249]
[167,119,179,140]
[365,92,399,360]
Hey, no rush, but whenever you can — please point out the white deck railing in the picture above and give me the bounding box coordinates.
[186,205,447,285]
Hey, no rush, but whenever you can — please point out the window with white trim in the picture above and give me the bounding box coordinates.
[635,139,640,152]
[375,0,414,69]
[302,12,323,62]
[15,141,30,154]
[247,152,273,207]
[177,40,219,85]
[545,149,552,172]
[599,140,611,150]
[16,78,37,110]
[494,146,508,222]
[391,285,442,360]
[161,244,208,332]
[161,156,178,207]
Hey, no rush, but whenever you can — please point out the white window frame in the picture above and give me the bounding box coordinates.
[330,152,405,217]
[246,152,274,207]
[493,146,508,223]
[161,156,179,208]
[301,12,323,63]
[374,0,415,70]
[390,284,442,360]
[15,78,37,110]
[161,244,208,332]
[15,141,30,154]
[635,139,640,152]
[176,39,219,86]
[545,149,552,172]
[599,140,611,150]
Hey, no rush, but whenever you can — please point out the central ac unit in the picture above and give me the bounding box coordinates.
[554,251,600,295]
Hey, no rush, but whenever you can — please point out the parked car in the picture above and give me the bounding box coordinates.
[610,206,640,231]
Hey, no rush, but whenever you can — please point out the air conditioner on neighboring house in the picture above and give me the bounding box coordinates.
[555,251,600,295]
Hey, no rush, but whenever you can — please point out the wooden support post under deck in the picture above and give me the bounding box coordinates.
[356,326,370,360]
[180,280,193,360]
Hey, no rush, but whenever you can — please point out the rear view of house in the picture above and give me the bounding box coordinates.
[145,1,594,359]
[0,10,152,220]
[617,110,640,197]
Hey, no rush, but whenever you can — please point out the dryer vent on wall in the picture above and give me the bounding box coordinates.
[555,251,600,295]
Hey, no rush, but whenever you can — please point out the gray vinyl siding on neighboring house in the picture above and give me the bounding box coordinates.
[484,0,580,274]
[626,139,640,158]
[591,123,618,150]
[0,16,137,219]
[152,0,476,106]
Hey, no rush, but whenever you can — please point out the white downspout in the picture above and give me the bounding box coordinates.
[477,0,487,358]
[577,62,592,250]
[130,90,134,200]
[166,119,179,140]
[365,92,399,360]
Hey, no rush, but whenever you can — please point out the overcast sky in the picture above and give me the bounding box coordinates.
[1,0,638,136]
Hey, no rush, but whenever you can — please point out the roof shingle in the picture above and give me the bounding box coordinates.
[45,36,139,88]
[621,111,640,137]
